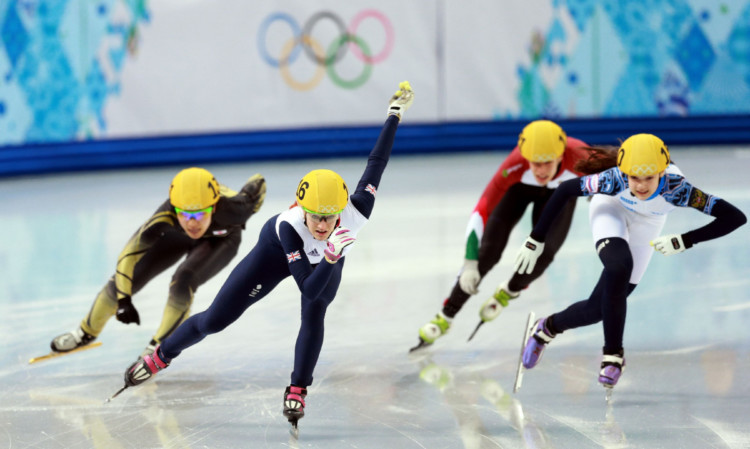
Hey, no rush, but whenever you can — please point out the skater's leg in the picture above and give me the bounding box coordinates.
[474,189,570,327]
[124,239,287,386]
[161,240,286,359]
[414,186,533,347]
[443,184,533,318]
[290,262,342,387]
[550,240,637,335]
[596,238,634,353]
[283,262,342,425]
[54,237,189,352]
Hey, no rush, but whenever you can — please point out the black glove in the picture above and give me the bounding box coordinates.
[242,173,267,214]
[116,296,141,325]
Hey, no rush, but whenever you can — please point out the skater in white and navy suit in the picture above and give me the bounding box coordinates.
[122,81,415,429]
[514,133,746,390]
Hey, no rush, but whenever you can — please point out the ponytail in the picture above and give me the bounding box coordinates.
[575,145,619,175]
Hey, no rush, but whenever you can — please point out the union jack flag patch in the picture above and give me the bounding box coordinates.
[286,251,301,263]
[365,184,377,195]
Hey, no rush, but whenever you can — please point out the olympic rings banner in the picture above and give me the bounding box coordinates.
[257,10,395,91]
[2,0,750,146]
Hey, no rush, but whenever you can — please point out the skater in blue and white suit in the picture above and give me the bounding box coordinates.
[123,81,415,427]
[513,133,746,390]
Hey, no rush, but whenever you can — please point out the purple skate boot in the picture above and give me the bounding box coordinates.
[522,318,555,369]
[598,351,625,388]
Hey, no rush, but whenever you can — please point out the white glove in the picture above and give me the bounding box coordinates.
[514,236,545,275]
[324,227,356,263]
[387,80,414,120]
[458,259,481,295]
[650,234,687,256]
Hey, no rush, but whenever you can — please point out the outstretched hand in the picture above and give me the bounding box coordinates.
[388,81,414,120]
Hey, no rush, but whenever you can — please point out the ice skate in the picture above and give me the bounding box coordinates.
[410,312,452,352]
[468,282,520,341]
[124,344,170,387]
[522,316,555,369]
[599,351,625,402]
[513,311,536,393]
[50,327,96,352]
[30,327,101,364]
[283,385,307,438]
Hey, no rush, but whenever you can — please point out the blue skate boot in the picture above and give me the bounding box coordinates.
[522,317,555,369]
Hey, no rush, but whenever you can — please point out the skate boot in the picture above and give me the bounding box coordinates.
[124,344,170,387]
[522,318,555,369]
[479,282,520,322]
[598,350,625,388]
[283,385,307,424]
[410,312,453,352]
[50,327,96,352]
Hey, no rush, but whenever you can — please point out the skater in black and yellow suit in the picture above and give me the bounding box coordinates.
[50,167,266,358]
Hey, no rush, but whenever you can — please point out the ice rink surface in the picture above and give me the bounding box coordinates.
[1,147,749,448]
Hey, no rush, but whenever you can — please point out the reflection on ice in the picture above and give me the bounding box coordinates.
[1,150,749,448]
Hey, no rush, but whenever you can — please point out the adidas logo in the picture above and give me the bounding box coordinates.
[307,249,320,257]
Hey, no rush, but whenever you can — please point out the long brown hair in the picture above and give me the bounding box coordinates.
[575,145,619,175]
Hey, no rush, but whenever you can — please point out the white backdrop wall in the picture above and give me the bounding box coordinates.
[1,0,749,146]
[105,0,440,137]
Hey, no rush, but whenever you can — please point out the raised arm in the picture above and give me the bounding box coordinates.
[349,81,414,219]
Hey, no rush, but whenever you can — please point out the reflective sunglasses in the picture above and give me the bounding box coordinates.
[307,213,338,223]
[175,206,213,221]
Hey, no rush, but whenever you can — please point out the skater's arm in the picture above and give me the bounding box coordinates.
[529,178,583,242]
[684,198,746,245]
[278,221,339,300]
[652,195,747,255]
[349,81,413,218]
[348,115,399,219]
[214,174,267,224]
[463,150,527,259]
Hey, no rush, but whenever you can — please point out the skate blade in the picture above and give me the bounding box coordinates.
[104,384,129,404]
[29,341,103,364]
[513,311,536,393]
[467,321,484,342]
[408,339,432,353]
[288,420,299,439]
[603,385,614,403]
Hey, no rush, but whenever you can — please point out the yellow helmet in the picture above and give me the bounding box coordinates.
[617,134,670,176]
[518,120,567,162]
[296,169,349,215]
[169,167,220,210]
